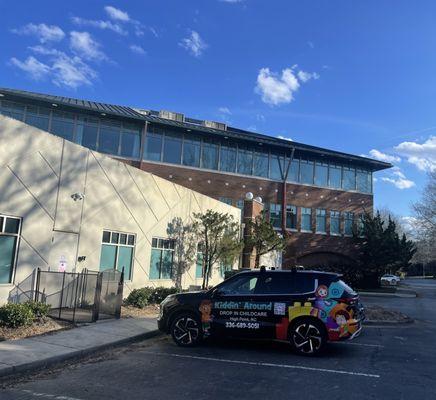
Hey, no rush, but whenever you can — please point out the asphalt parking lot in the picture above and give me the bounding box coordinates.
[1,278,435,400]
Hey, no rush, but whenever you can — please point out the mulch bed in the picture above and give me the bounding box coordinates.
[0,318,74,341]
[121,305,159,319]
[364,305,411,322]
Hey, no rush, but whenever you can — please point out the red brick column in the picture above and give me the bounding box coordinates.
[242,198,264,269]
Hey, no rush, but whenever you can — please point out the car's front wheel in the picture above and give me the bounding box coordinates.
[170,313,202,347]
[289,319,326,356]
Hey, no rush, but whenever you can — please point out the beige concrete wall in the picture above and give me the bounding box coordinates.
[0,116,241,304]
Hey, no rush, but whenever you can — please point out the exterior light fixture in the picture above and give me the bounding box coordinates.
[169,174,173,178]
[254,196,263,203]
[225,182,229,186]
[186,129,191,132]
[71,192,85,201]
[245,192,254,200]
[52,103,58,107]
[188,177,192,181]
[224,136,229,139]
[0,93,4,97]
[242,184,246,188]
[101,113,106,116]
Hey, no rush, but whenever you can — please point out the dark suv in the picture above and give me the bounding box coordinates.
[158,269,364,355]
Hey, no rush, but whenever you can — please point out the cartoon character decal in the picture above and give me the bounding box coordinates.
[274,282,359,341]
[199,299,213,336]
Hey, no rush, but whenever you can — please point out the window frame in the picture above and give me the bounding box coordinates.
[149,237,175,280]
[100,229,136,280]
[315,209,327,234]
[0,214,22,285]
[301,207,312,233]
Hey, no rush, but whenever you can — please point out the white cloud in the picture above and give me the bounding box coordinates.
[394,136,436,172]
[129,44,146,55]
[52,54,97,88]
[218,107,231,115]
[179,31,207,57]
[70,31,106,61]
[255,66,319,106]
[256,114,266,122]
[368,149,401,163]
[9,56,51,80]
[381,167,415,189]
[12,23,65,43]
[71,16,127,35]
[29,45,63,56]
[104,5,130,22]
[297,70,319,83]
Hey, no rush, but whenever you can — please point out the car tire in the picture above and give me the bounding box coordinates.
[170,312,203,347]
[289,318,326,356]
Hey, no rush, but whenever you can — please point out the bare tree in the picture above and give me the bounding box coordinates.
[167,217,197,291]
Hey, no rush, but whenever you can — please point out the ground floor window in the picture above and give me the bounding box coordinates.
[301,208,312,232]
[100,230,135,280]
[150,238,174,279]
[196,243,203,278]
[344,212,354,236]
[316,209,327,233]
[286,205,297,230]
[0,214,21,284]
[269,203,282,229]
[330,211,341,235]
[220,262,232,278]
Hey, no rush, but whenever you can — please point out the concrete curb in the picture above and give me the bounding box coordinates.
[0,329,161,380]
[363,318,414,326]
[359,291,417,298]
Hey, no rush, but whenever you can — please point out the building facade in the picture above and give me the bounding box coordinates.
[0,115,240,304]
[0,87,391,273]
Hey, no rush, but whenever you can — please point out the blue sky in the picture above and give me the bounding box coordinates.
[1,0,435,223]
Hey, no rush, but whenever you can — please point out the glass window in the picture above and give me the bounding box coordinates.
[196,251,203,279]
[220,144,237,173]
[269,203,282,229]
[99,230,135,280]
[253,151,269,178]
[357,169,371,193]
[120,129,141,158]
[300,160,314,184]
[0,101,25,121]
[25,113,49,131]
[287,159,300,182]
[220,262,232,278]
[329,164,342,189]
[236,200,244,211]
[237,146,253,175]
[330,211,341,235]
[270,153,284,180]
[344,212,354,236]
[292,274,316,294]
[76,124,98,150]
[144,131,162,161]
[316,209,326,233]
[301,208,312,232]
[201,140,219,170]
[183,135,201,167]
[219,275,258,295]
[257,274,294,294]
[0,215,21,284]
[149,238,174,279]
[98,127,120,155]
[162,131,182,164]
[50,119,75,141]
[286,205,297,230]
[343,167,356,191]
[219,197,233,205]
[314,162,328,187]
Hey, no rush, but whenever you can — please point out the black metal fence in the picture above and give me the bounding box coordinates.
[34,268,124,323]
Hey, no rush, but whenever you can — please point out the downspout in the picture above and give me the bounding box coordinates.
[281,147,295,235]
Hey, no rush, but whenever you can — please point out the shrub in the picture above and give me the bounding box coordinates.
[149,287,178,304]
[124,287,154,308]
[0,303,34,328]
[25,301,51,319]
[124,286,178,308]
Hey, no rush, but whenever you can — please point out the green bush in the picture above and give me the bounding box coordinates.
[124,287,154,308]
[124,286,178,308]
[0,303,34,328]
[25,301,51,319]
[149,287,178,304]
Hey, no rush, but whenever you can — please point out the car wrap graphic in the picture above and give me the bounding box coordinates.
[199,280,360,341]
[275,281,359,341]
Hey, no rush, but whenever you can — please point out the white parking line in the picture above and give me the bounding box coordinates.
[142,351,380,378]
[335,342,384,348]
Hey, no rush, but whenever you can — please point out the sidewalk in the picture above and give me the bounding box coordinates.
[0,317,159,379]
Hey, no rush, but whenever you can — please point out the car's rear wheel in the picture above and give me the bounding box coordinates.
[289,319,326,356]
[170,313,202,347]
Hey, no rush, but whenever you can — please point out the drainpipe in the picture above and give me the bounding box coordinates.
[281,148,295,234]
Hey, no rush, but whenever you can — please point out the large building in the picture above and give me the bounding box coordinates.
[0,87,391,274]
